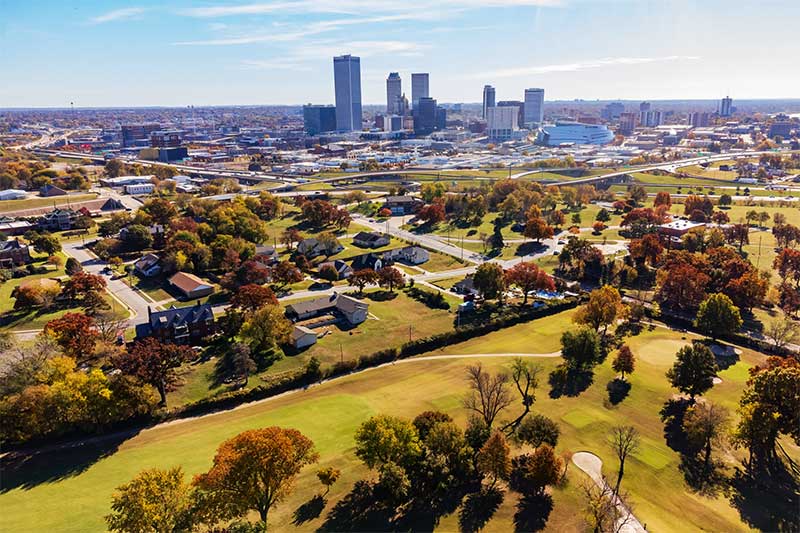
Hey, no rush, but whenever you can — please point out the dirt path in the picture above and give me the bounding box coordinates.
[572,451,647,533]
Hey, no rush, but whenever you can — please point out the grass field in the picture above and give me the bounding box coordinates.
[1,324,781,533]
[0,193,98,213]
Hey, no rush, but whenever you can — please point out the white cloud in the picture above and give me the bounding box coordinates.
[472,56,701,79]
[239,59,313,71]
[90,7,147,24]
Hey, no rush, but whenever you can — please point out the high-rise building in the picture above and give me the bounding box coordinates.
[601,102,625,120]
[414,97,438,135]
[487,106,519,141]
[397,94,409,116]
[333,54,362,132]
[498,100,525,128]
[386,72,402,115]
[639,101,651,113]
[619,112,637,135]
[436,106,447,131]
[303,104,337,135]
[639,110,663,127]
[482,85,496,119]
[687,112,711,128]
[411,73,429,109]
[720,96,733,117]
[523,88,544,127]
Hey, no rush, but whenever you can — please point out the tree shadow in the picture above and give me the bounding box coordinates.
[318,480,395,532]
[0,430,136,493]
[659,398,691,453]
[606,378,632,405]
[513,493,554,532]
[293,494,326,526]
[678,455,729,498]
[459,486,504,532]
[548,366,594,398]
[515,241,547,257]
[365,290,398,302]
[729,465,800,533]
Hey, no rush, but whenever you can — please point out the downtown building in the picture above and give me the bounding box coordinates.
[720,96,733,117]
[386,72,402,115]
[333,54,362,132]
[303,104,337,135]
[486,106,520,141]
[413,97,445,136]
[523,88,544,127]
[411,73,429,110]
[482,85,496,119]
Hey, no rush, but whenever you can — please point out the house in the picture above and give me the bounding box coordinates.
[384,195,423,215]
[452,276,478,296]
[254,244,279,265]
[292,325,318,349]
[134,253,162,277]
[387,245,429,265]
[0,219,34,236]
[39,208,79,230]
[0,238,32,268]
[318,259,353,279]
[39,184,67,197]
[353,231,390,249]
[296,238,343,258]
[0,189,27,201]
[285,293,368,325]
[351,253,387,271]
[169,272,215,299]
[135,303,216,344]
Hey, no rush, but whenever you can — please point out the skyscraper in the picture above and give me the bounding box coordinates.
[303,104,337,135]
[333,54,362,132]
[482,85,496,119]
[498,100,524,128]
[386,72,402,115]
[720,96,733,117]
[523,88,545,127]
[414,97,437,135]
[487,106,519,141]
[411,73,429,110]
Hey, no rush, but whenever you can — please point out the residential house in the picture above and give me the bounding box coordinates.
[453,276,478,296]
[318,259,353,279]
[135,303,216,344]
[169,272,215,299]
[292,325,318,349]
[351,252,386,271]
[39,208,79,230]
[296,238,343,258]
[134,253,162,277]
[0,238,32,268]
[285,293,369,325]
[387,245,429,265]
[39,184,67,197]
[254,244,280,265]
[353,231,390,249]
[384,195,423,215]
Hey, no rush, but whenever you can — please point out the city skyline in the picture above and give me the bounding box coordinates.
[2,0,800,107]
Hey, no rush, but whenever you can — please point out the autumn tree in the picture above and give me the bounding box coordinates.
[239,304,293,360]
[655,262,710,312]
[724,224,750,252]
[281,228,302,251]
[271,261,303,290]
[193,427,319,528]
[666,344,719,401]
[463,363,512,428]
[230,283,278,314]
[44,312,99,360]
[377,266,405,292]
[524,217,554,243]
[694,293,742,340]
[114,338,195,405]
[417,200,446,224]
[317,467,341,496]
[473,262,506,301]
[608,425,640,496]
[628,233,663,267]
[348,269,378,294]
[504,262,555,304]
[683,402,730,473]
[574,285,626,337]
[654,191,672,208]
[477,431,511,487]
[141,198,178,225]
[62,271,107,312]
[106,467,194,533]
[509,445,563,498]
[612,345,635,381]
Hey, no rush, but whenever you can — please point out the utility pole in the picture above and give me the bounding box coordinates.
[340,343,343,364]
[408,325,413,342]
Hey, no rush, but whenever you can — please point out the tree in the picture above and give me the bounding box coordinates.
[105,467,194,533]
[64,256,82,275]
[516,414,560,449]
[193,427,319,527]
[504,262,555,304]
[724,224,750,252]
[377,266,405,292]
[574,285,625,337]
[121,224,154,250]
[271,261,303,290]
[683,402,729,473]
[412,410,454,440]
[655,262,710,312]
[114,338,195,405]
[694,293,742,340]
[280,228,301,251]
[582,482,632,533]
[318,263,339,282]
[718,193,732,207]
[141,198,178,225]
[477,431,511,487]
[417,200,446,224]
[463,363,512,428]
[230,283,278,314]
[612,345,635,381]
[628,234,663,267]
[62,271,107,305]
[317,467,341,496]
[560,328,601,371]
[354,414,421,470]
[473,262,506,301]
[596,208,612,222]
[93,310,128,345]
[29,232,61,255]
[666,344,718,401]
[501,358,543,433]
[230,342,256,386]
[44,313,99,360]
[348,269,378,294]
[766,316,800,350]
[509,445,563,498]
[608,425,640,496]
[239,304,292,358]
[523,217,554,243]
[654,191,671,208]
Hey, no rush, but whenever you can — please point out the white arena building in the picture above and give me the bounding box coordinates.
[537,121,615,146]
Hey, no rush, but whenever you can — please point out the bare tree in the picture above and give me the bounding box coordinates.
[582,482,634,533]
[608,425,640,496]
[0,334,60,396]
[463,363,513,429]
[766,317,800,351]
[94,311,129,344]
[501,358,542,434]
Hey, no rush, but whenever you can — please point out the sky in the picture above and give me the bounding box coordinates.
[1,0,799,107]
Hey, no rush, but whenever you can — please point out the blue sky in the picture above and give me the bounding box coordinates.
[2,0,799,107]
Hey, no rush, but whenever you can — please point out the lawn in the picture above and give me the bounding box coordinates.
[1,324,781,533]
[0,193,98,213]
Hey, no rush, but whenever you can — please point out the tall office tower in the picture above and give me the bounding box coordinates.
[435,105,447,131]
[687,112,710,128]
[411,73,429,109]
[303,104,337,135]
[397,94,410,116]
[414,97,437,135]
[487,106,519,141]
[720,96,733,117]
[386,72,402,115]
[639,101,651,113]
[498,100,525,128]
[482,85,496,119]
[523,88,545,127]
[640,110,663,127]
[618,112,637,135]
[333,54,362,132]
[601,102,625,120]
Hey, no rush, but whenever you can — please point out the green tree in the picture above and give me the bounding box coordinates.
[473,262,506,301]
[666,344,719,401]
[560,328,601,371]
[239,304,293,360]
[354,415,421,470]
[516,414,560,449]
[106,467,194,533]
[694,293,742,340]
